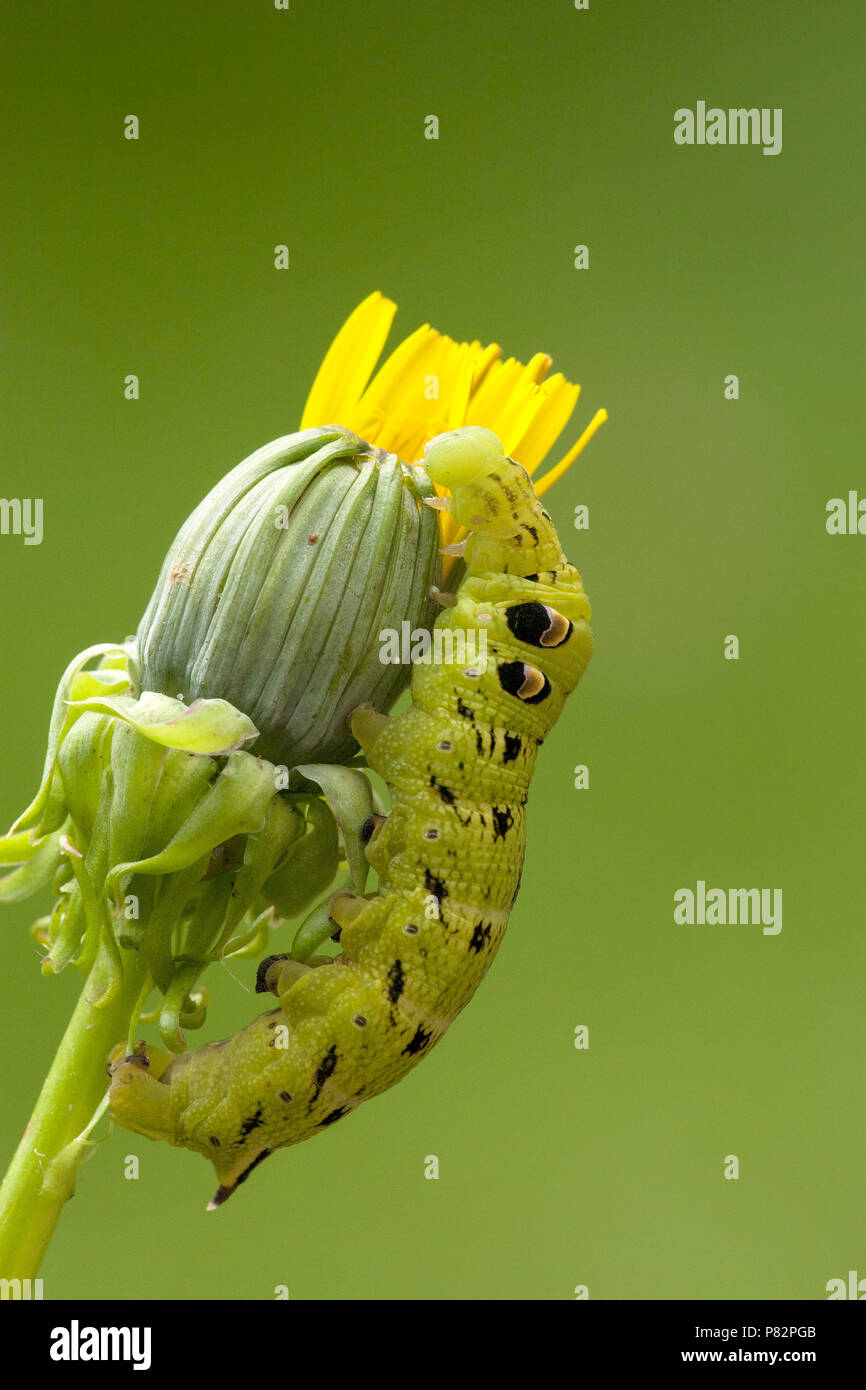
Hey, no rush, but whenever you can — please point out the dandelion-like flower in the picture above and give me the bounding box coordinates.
[302,290,607,557]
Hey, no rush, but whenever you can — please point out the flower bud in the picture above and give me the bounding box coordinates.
[137,425,440,768]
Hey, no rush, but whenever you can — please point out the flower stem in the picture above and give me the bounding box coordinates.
[0,950,148,1279]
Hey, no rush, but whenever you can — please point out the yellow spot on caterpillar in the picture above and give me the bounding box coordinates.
[540,609,572,647]
[518,666,546,699]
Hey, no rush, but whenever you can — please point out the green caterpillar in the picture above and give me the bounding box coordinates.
[109,426,594,1207]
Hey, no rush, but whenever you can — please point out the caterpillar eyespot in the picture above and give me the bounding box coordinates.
[108,426,594,1207]
[497,660,552,703]
[505,601,573,649]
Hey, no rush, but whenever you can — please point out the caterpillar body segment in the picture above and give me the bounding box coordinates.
[108,427,593,1206]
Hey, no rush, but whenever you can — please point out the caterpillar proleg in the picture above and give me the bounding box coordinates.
[108,425,594,1206]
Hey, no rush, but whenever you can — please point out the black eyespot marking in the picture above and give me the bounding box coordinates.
[402,1024,434,1057]
[424,827,440,840]
[209,1135,221,1147]
[279,1091,293,1103]
[353,1014,368,1028]
[506,602,573,649]
[498,660,529,698]
[506,601,549,645]
[456,696,475,721]
[491,806,514,840]
[498,661,551,703]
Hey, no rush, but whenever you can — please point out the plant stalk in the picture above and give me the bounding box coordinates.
[0,950,148,1279]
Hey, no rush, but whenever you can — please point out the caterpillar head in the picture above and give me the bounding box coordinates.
[422,426,505,488]
[422,427,536,540]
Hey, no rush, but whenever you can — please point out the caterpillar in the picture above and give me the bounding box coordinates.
[108,425,594,1207]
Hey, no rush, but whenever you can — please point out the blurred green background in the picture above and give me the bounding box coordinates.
[1,0,863,1300]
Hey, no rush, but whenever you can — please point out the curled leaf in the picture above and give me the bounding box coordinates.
[295,764,375,893]
[67,692,258,757]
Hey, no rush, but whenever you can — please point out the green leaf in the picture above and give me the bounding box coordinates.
[103,751,276,896]
[295,764,375,892]
[262,795,339,920]
[67,692,258,756]
[0,830,65,904]
[10,642,133,836]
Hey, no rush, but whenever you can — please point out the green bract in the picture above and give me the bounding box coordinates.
[0,647,339,1049]
[136,425,440,768]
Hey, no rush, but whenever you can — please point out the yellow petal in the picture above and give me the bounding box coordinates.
[355,324,440,421]
[301,293,607,567]
[534,409,609,497]
[509,374,580,476]
[300,291,396,430]
[466,357,572,469]
[523,352,553,384]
